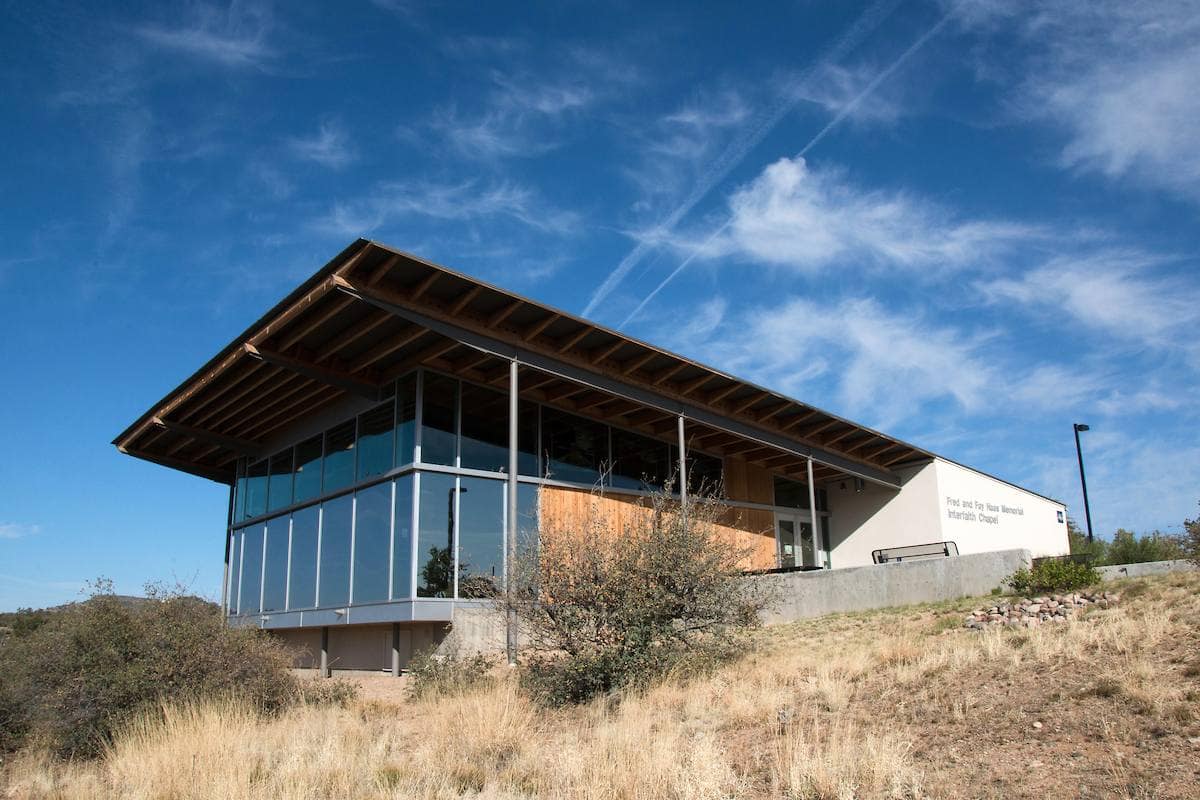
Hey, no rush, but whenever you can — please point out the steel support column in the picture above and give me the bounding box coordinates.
[391,623,401,677]
[677,415,687,518]
[320,626,330,679]
[506,359,519,665]
[806,458,821,568]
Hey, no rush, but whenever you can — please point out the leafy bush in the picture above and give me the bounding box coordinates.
[1187,505,1200,566]
[407,645,496,699]
[0,583,300,758]
[510,487,772,706]
[1106,528,1187,565]
[1004,559,1101,596]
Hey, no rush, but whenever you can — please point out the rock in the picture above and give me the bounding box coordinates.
[1108,593,1120,604]
[1097,599,1110,609]
[1032,721,1043,730]
[1027,603,1042,615]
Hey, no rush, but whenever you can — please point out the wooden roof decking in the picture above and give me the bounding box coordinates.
[114,240,932,486]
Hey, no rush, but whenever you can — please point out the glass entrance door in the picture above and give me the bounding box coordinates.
[776,514,817,568]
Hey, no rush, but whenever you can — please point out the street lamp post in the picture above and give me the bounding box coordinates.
[1073,423,1094,543]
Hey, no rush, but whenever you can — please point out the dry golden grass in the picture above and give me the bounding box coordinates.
[4,571,1198,800]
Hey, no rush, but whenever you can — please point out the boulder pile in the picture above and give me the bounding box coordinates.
[962,590,1120,629]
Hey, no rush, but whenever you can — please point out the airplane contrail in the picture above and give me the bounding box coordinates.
[619,9,956,328]
[581,0,907,318]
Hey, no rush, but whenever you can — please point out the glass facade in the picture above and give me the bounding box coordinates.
[773,475,828,512]
[224,367,756,620]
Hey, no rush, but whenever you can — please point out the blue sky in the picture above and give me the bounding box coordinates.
[2,0,1198,610]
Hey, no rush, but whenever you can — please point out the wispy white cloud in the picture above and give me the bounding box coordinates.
[0,522,41,540]
[286,120,355,168]
[316,179,580,238]
[979,251,1200,363]
[671,155,1041,274]
[957,0,1200,202]
[134,2,276,69]
[787,62,906,124]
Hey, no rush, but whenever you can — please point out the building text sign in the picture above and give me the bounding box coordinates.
[945,495,1025,525]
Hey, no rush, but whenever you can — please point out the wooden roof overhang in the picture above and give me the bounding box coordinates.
[113,240,932,487]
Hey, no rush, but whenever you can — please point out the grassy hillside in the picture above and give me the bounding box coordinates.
[4,572,1198,799]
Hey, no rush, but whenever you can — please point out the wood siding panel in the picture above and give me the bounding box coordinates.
[538,484,776,571]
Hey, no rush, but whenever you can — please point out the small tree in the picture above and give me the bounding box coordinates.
[509,485,773,706]
[1185,503,1200,566]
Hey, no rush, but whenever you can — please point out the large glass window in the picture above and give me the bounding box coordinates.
[421,373,458,466]
[677,448,724,496]
[227,529,242,614]
[293,435,323,504]
[516,483,540,560]
[460,383,508,472]
[323,420,356,493]
[391,475,414,600]
[519,400,539,476]
[611,429,671,491]
[288,505,319,610]
[457,478,504,598]
[267,449,294,512]
[773,476,828,512]
[244,460,269,520]
[356,402,395,481]
[396,373,417,466]
[352,482,391,604]
[233,464,246,524]
[240,525,264,614]
[542,407,607,485]
[318,494,352,607]
[261,516,289,612]
[416,472,455,597]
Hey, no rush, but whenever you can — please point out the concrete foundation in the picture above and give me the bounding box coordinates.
[272,622,448,673]
[1098,559,1197,581]
[747,548,1032,625]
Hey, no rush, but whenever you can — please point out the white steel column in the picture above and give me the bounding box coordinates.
[806,457,821,568]
[677,415,687,517]
[506,359,519,665]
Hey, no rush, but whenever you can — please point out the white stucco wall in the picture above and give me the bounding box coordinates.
[934,458,1068,559]
[824,462,943,568]
[823,458,1069,568]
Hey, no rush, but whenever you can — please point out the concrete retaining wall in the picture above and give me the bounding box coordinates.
[747,548,1032,625]
[1098,559,1196,581]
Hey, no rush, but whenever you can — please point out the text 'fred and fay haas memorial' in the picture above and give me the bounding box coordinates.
[115,240,1070,672]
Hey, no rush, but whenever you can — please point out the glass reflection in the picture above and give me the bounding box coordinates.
[357,402,394,481]
[457,478,504,598]
[416,472,455,597]
[611,429,671,490]
[244,460,269,520]
[323,420,356,493]
[288,506,319,610]
[460,383,508,472]
[318,494,352,607]
[240,525,264,614]
[267,449,294,512]
[293,435,323,503]
[227,529,242,614]
[352,482,391,604]
[421,373,457,466]
[391,475,414,600]
[261,516,289,612]
[396,373,416,466]
[542,407,607,485]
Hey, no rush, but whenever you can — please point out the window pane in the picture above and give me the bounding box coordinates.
[293,435,323,503]
[677,449,723,496]
[352,482,391,605]
[244,460,269,520]
[227,529,242,614]
[267,449,294,512]
[416,472,455,598]
[262,516,289,612]
[460,383,508,472]
[233,465,246,523]
[357,402,395,481]
[323,421,356,493]
[519,400,538,476]
[318,494,352,607]
[240,525,264,615]
[396,373,416,466]
[421,373,457,466]
[542,407,607,485]
[288,506,319,610]
[391,475,414,600]
[611,429,671,491]
[517,483,540,561]
[457,478,504,598]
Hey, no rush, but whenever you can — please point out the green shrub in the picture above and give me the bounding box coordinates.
[1105,528,1186,565]
[509,487,772,707]
[407,646,496,699]
[1004,559,1101,596]
[0,583,300,759]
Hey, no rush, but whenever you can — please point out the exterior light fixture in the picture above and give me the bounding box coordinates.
[1073,423,1094,543]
